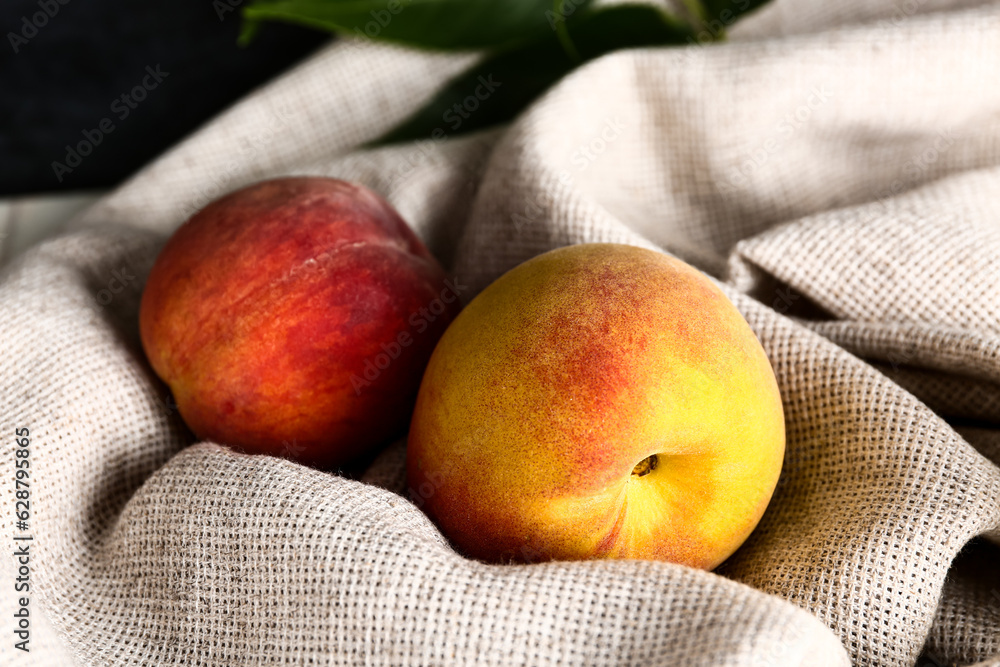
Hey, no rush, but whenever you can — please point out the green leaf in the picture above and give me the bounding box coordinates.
[552,0,581,62]
[242,0,595,52]
[372,4,696,145]
[697,0,769,36]
[237,17,262,46]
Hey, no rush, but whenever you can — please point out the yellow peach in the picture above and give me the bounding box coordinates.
[407,243,784,569]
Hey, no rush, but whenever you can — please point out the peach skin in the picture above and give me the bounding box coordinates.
[407,243,784,569]
[140,177,460,469]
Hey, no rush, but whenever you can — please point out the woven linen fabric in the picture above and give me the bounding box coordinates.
[4,0,1000,664]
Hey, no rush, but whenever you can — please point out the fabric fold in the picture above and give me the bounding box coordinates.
[5,0,1000,665]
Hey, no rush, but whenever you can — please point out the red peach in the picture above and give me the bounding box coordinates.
[140,177,460,469]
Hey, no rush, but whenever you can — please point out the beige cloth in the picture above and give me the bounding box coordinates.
[4,0,1000,664]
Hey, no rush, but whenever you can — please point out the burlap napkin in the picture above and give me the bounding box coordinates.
[4,0,1000,664]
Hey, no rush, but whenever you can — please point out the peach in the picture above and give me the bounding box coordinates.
[407,243,784,569]
[140,177,460,469]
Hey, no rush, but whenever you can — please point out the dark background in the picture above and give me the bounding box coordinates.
[0,0,328,196]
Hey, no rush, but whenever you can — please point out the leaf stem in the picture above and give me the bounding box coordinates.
[679,0,708,34]
[680,0,706,22]
[554,0,581,62]
[237,17,261,47]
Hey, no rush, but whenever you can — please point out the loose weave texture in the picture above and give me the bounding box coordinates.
[4,0,1000,665]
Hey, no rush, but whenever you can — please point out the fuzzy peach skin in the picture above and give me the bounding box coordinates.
[407,243,785,569]
[140,177,460,469]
